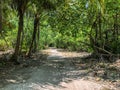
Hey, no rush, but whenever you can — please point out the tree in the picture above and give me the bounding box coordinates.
[11,0,29,63]
[28,0,56,56]
[0,0,2,33]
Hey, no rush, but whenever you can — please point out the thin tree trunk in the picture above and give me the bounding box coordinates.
[0,0,2,33]
[37,23,40,50]
[34,20,40,52]
[33,35,37,52]
[20,27,24,54]
[28,14,40,56]
[98,14,102,40]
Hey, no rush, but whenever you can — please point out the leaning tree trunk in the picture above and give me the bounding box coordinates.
[12,12,24,62]
[28,14,40,56]
[36,23,40,50]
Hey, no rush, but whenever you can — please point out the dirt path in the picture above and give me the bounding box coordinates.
[0,48,119,90]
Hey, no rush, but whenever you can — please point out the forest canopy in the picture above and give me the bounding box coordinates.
[0,0,120,62]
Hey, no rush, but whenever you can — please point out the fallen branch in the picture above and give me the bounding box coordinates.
[94,45,112,55]
[78,41,113,55]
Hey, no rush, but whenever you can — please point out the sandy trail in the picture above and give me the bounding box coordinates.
[0,48,117,90]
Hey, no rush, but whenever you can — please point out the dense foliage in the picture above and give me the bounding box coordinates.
[0,0,120,62]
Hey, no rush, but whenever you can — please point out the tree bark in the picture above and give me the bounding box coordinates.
[12,12,24,62]
[28,14,40,56]
[0,0,2,33]
[37,23,40,50]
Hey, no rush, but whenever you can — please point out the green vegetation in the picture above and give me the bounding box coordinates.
[0,0,120,62]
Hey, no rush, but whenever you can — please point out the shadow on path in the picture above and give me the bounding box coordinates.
[0,48,119,90]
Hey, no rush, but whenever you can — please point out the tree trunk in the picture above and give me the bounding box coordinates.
[28,14,40,56]
[12,12,24,62]
[33,19,40,52]
[0,0,2,33]
[37,23,40,50]
[20,27,25,54]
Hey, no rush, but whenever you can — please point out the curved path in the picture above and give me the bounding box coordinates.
[0,48,116,90]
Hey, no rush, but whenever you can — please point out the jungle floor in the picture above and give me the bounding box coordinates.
[0,48,120,90]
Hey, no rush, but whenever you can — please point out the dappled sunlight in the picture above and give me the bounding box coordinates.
[0,48,119,90]
[0,0,120,89]
[6,79,18,83]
